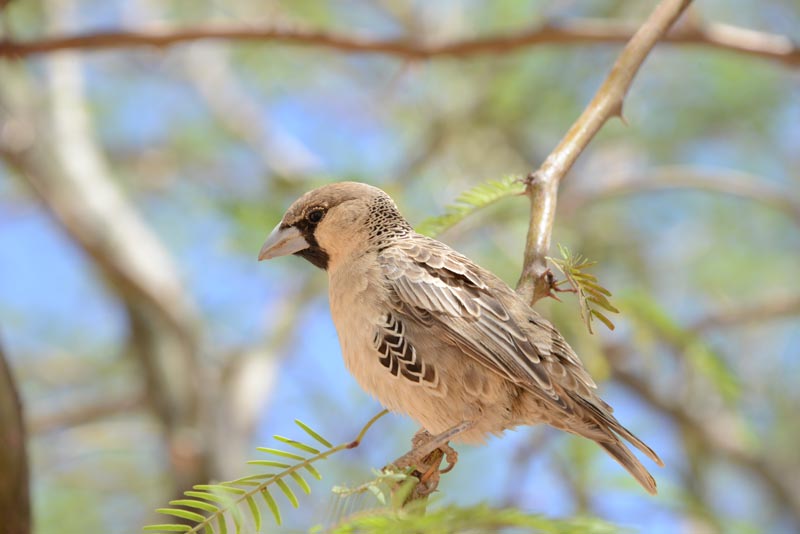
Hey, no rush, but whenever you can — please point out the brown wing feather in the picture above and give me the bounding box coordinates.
[379,235,597,411]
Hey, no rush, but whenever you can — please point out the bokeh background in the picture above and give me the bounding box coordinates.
[1,1,799,533]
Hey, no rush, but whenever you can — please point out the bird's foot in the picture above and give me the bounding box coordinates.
[390,421,472,471]
[411,429,459,474]
[384,421,473,499]
[411,447,446,498]
[439,445,458,474]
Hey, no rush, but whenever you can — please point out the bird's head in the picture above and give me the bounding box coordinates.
[258,181,411,270]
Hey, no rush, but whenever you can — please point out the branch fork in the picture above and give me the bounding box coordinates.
[516,0,693,305]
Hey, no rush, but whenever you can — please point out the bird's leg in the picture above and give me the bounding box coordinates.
[412,444,445,497]
[411,429,459,475]
[410,428,433,449]
[439,446,459,474]
[390,420,474,472]
[385,422,473,500]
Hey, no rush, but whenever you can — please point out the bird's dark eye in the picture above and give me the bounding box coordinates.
[306,208,325,224]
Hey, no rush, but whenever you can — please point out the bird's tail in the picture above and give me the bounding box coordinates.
[572,395,664,495]
[596,436,660,495]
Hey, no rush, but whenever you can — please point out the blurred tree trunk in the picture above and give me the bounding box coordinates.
[0,336,30,534]
[32,0,214,504]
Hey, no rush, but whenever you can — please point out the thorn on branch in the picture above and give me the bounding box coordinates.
[523,170,542,191]
[544,269,578,302]
[610,101,625,121]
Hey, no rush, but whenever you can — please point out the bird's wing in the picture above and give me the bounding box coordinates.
[371,309,440,388]
[379,236,598,409]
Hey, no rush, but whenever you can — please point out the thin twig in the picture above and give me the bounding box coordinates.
[179,46,320,178]
[560,166,800,227]
[515,0,693,305]
[690,294,800,332]
[0,18,796,65]
[28,391,147,434]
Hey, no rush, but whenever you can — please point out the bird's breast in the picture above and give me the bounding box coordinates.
[327,256,384,370]
[327,256,433,411]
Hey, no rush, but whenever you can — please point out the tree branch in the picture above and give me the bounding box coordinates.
[560,165,800,227]
[0,17,796,66]
[0,3,211,496]
[28,391,147,435]
[690,294,800,332]
[0,336,30,534]
[516,0,693,304]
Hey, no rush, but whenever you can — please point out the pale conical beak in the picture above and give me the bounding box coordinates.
[258,223,309,261]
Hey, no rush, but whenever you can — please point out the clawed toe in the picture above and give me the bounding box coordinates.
[439,444,459,473]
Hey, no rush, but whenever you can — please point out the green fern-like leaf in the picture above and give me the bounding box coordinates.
[143,412,388,534]
[256,447,306,461]
[416,175,525,237]
[143,525,191,532]
[290,471,312,494]
[168,500,219,514]
[329,468,418,526]
[304,463,323,480]
[244,495,260,532]
[295,418,334,448]
[274,435,321,454]
[260,488,281,525]
[276,478,299,508]
[155,509,206,523]
[332,469,413,501]
[548,244,620,334]
[327,503,619,534]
